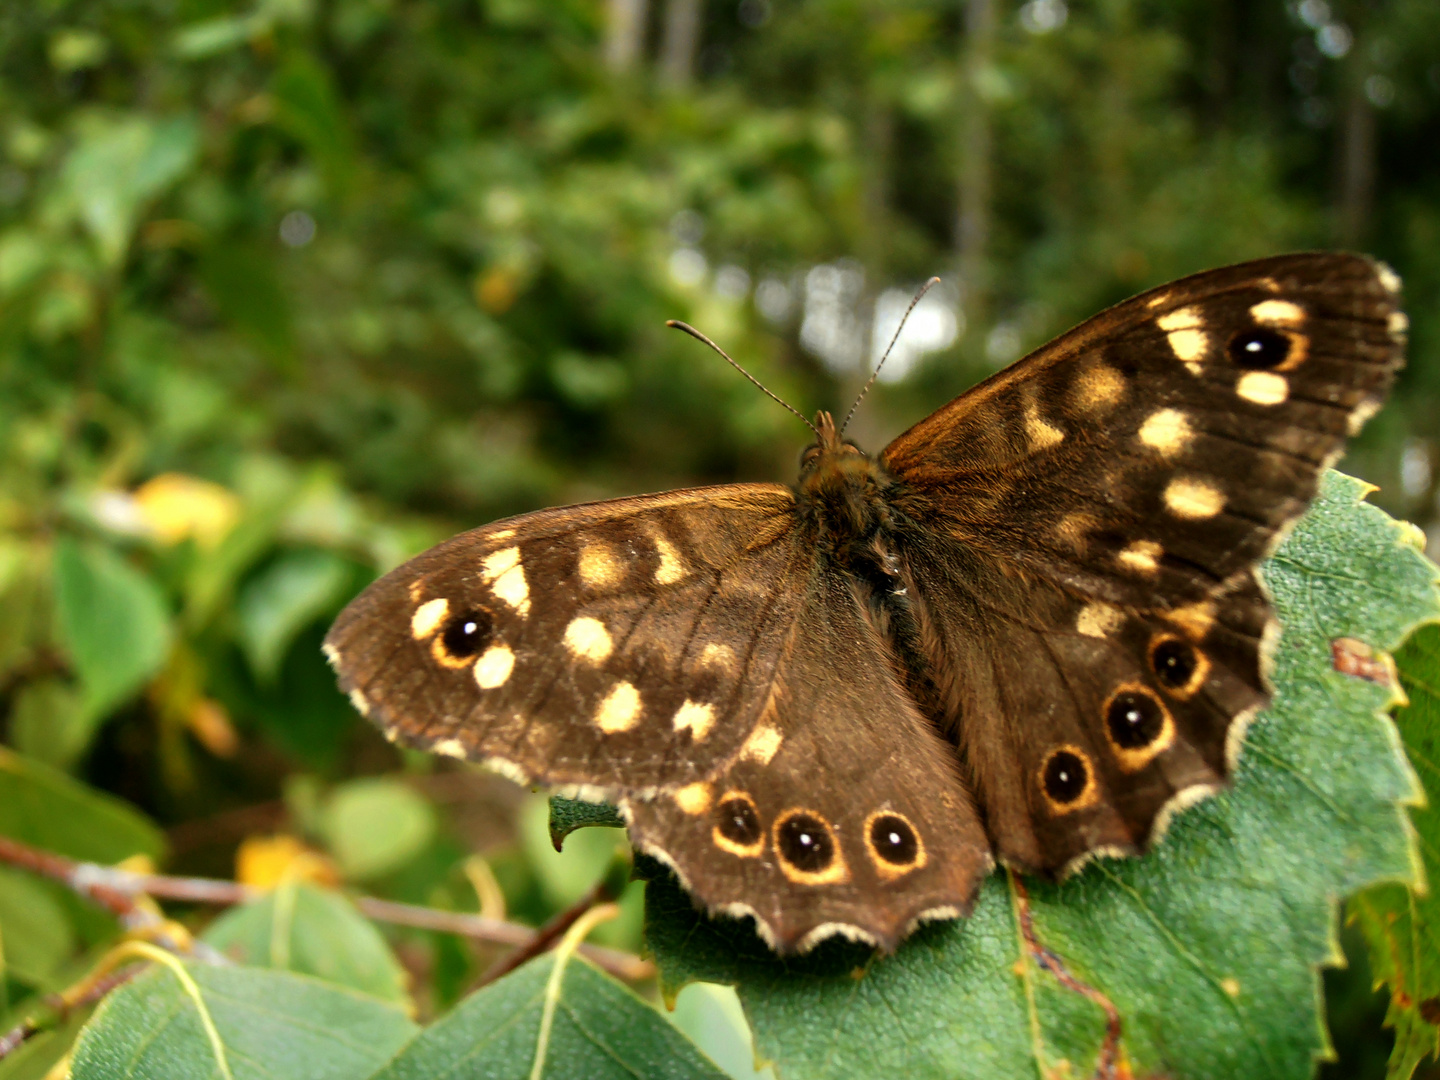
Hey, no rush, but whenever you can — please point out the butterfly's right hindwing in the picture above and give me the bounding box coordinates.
[325,485,809,792]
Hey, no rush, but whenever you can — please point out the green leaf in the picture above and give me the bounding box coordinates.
[0,865,76,985]
[53,537,173,727]
[202,883,409,1007]
[318,778,436,881]
[236,550,350,682]
[1352,621,1440,1079]
[7,678,88,770]
[548,795,626,850]
[0,747,163,863]
[643,472,1440,1080]
[59,114,199,266]
[368,952,727,1080]
[68,961,418,1080]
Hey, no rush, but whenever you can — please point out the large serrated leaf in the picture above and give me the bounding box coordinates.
[1352,621,1440,1079]
[67,962,417,1080]
[368,951,727,1080]
[202,883,410,1007]
[642,471,1440,1080]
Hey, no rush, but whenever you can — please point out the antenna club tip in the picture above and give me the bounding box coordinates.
[665,319,682,328]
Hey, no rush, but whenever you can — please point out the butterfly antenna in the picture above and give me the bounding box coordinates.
[666,321,819,437]
[839,276,941,436]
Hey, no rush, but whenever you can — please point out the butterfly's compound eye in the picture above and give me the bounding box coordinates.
[1228,328,1293,370]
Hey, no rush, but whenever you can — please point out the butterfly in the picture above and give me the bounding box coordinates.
[325,253,1406,953]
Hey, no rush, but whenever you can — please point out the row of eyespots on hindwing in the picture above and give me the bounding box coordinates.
[667,785,930,885]
[1040,605,1217,816]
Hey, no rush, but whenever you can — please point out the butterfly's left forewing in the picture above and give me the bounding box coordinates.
[325,485,811,791]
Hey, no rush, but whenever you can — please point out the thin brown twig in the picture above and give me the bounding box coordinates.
[0,835,653,984]
[0,956,151,1060]
[474,879,617,988]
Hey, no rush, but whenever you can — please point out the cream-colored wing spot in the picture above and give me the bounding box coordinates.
[1024,400,1064,450]
[1166,599,1217,639]
[1348,398,1382,436]
[432,737,467,758]
[1053,512,1096,552]
[653,536,687,585]
[482,547,529,616]
[563,616,613,663]
[698,642,736,671]
[411,598,449,640]
[672,699,717,741]
[1163,476,1225,520]
[1156,306,1208,371]
[1377,263,1402,294]
[1117,540,1162,575]
[595,681,642,733]
[1248,299,1305,326]
[1388,310,1409,339]
[1137,409,1194,456]
[673,782,712,815]
[1236,371,1288,406]
[1071,360,1127,414]
[578,542,623,590]
[348,688,370,717]
[474,644,515,689]
[739,722,782,765]
[1076,602,1123,638]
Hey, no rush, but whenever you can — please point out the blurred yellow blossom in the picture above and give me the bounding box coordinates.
[236,835,340,890]
[134,473,240,547]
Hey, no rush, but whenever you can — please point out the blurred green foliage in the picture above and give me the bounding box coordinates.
[2,0,1439,1076]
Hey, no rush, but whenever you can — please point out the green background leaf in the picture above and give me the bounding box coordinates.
[643,473,1440,1080]
[68,962,418,1080]
[1352,621,1440,1079]
[369,952,727,1080]
[0,747,163,863]
[318,777,436,881]
[53,538,172,728]
[202,883,410,1008]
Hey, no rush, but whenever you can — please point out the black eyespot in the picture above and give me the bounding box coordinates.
[869,814,919,866]
[715,796,762,848]
[1228,328,1292,370]
[1106,690,1166,750]
[1152,638,1198,690]
[440,610,492,659]
[1043,750,1089,805]
[776,812,835,873]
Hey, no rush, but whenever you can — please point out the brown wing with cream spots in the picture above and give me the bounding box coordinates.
[882,252,1404,608]
[624,559,989,953]
[880,252,1404,873]
[325,484,812,792]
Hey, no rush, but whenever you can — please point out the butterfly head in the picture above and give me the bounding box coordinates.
[798,410,890,526]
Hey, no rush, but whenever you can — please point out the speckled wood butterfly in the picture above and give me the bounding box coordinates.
[326,253,1406,952]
